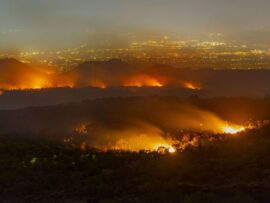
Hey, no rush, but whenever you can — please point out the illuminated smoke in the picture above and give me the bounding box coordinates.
[0,59,203,90]
[66,101,245,152]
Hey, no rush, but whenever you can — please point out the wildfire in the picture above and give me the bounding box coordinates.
[88,80,107,89]
[155,144,176,154]
[222,125,245,134]
[0,77,51,90]
[123,75,164,87]
[181,81,201,90]
[30,77,51,89]
[0,67,207,91]
[168,146,176,153]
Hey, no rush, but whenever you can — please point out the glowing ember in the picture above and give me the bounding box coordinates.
[155,144,176,154]
[168,146,176,153]
[223,125,245,134]
[74,123,89,134]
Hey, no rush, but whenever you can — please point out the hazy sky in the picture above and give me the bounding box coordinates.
[0,0,270,50]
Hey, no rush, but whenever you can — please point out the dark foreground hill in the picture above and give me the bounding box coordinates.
[1,127,270,202]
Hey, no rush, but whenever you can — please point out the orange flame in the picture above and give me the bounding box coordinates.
[222,125,245,134]
[123,74,164,87]
[0,75,52,90]
[180,80,201,90]
[0,69,205,91]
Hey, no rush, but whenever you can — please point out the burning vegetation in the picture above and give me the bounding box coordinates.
[222,125,245,134]
[0,96,250,153]
[0,95,268,202]
[2,58,270,100]
[0,59,52,90]
[180,80,201,90]
[123,74,164,87]
[0,59,259,153]
[0,58,203,91]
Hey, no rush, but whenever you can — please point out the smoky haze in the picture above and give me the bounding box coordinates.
[1,0,270,50]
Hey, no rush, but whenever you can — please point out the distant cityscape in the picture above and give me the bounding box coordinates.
[1,37,270,70]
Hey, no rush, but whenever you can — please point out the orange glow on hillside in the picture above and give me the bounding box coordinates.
[180,80,201,90]
[30,76,51,89]
[104,133,175,152]
[0,61,204,91]
[0,75,52,90]
[123,74,164,87]
[88,80,107,89]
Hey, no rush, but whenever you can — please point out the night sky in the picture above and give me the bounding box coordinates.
[0,0,270,50]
